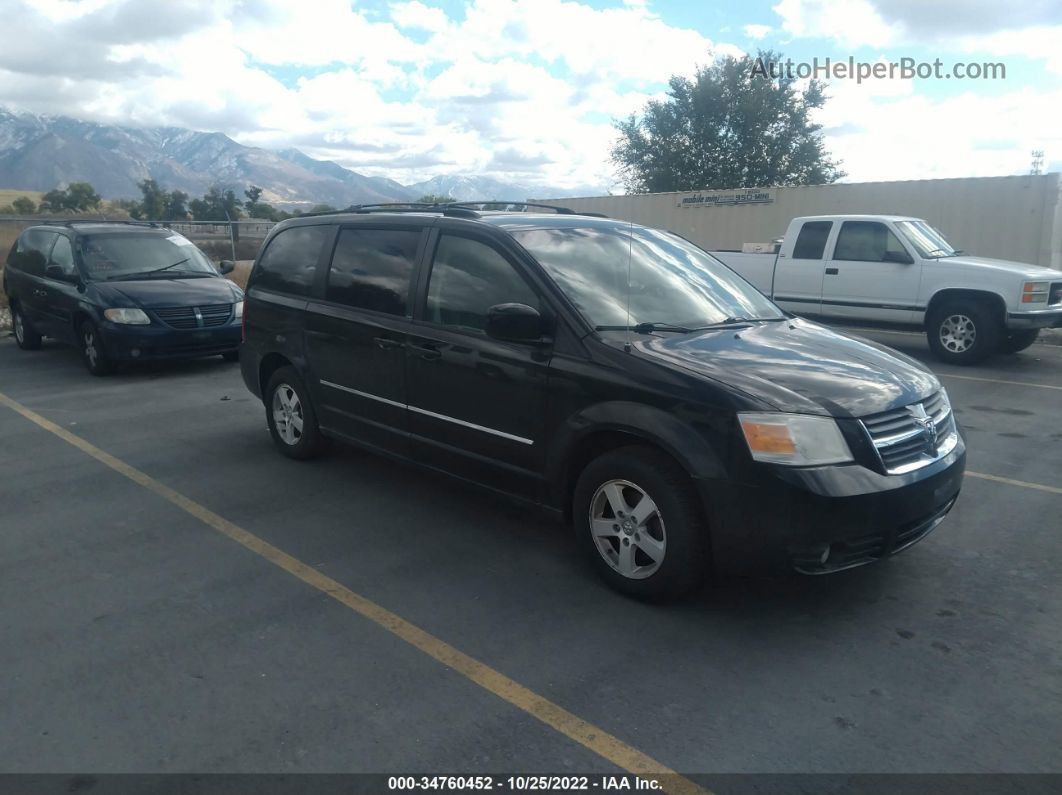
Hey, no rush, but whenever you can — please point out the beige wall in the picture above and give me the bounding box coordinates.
[538,173,1062,269]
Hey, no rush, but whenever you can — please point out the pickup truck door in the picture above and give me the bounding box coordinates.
[771,220,833,315]
[818,220,922,324]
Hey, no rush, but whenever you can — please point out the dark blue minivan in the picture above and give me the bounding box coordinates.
[4,221,243,374]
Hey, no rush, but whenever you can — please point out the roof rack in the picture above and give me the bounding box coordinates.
[447,201,579,214]
[61,219,160,228]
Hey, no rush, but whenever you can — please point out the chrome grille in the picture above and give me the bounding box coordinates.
[154,304,232,329]
[860,390,958,475]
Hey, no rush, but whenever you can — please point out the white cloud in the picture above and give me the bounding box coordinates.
[390,1,450,33]
[743,23,771,40]
[772,0,899,48]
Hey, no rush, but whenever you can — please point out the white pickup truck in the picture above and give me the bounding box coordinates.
[711,214,1062,364]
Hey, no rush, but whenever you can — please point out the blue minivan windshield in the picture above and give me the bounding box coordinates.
[512,225,784,329]
[80,233,218,280]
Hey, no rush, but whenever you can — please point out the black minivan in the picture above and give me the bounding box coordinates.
[239,203,966,599]
[5,221,243,374]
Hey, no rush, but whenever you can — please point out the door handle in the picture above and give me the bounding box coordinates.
[408,342,442,361]
[824,267,839,275]
[373,336,403,350]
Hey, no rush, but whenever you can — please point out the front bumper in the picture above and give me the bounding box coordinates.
[1007,307,1062,329]
[697,434,966,575]
[98,321,241,361]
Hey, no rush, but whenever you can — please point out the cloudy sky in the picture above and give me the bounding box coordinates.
[2,0,1061,192]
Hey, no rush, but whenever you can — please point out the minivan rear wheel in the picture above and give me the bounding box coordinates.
[265,366,327,460]
[573,446,708,600]
[12,303,42,350]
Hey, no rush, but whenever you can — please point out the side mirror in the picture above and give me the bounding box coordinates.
[883,250,914,265]
[218,260,235,275]
[485,303,546,342]
[45,264,76,282]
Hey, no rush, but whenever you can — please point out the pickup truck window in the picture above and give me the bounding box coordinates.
[792,221,832,259]
[896,220,958,258]
[834,221,910,264]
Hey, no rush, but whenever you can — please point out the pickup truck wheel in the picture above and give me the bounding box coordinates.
[998,329,1040,354]
[574,446,708,601]
[12,303,43,350]
[927,300,1001,365]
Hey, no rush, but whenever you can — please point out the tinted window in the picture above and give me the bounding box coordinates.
[326,228,419,315]
[791,221,832,259]
[834,221,909,263]
[254,225,330,296]
[425,235,539,332]
[13,229,58,277]
[47,235,77,279]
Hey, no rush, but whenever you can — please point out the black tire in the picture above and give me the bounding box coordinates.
[264,366,327,460]
[926,299,1001,365]
[573,445,708,601]
[221,350,240,362]
[79,320,116,375]
[998,329,1040,354]
[11,303,42,350]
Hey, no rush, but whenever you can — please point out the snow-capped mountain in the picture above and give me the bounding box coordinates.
[0,108,598,208]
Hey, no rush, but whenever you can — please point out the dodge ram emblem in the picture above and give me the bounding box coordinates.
[909,403,938,451]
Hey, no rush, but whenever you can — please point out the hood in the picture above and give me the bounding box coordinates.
[637,318,939,418]
[938,255,1062,280]
[95,276,243,308]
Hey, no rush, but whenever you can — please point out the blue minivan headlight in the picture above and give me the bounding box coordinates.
[103,308,151,325]
[233,300,244,320]
[738,412,853,466]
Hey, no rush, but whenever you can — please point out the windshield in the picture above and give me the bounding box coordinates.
[896,220,958,258]
[79,233,218,280]
[511,225,784,329]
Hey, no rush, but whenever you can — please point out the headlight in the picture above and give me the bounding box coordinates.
[103,308,151,325]
[1023,281,1049,303]
[738,412,853,466]
[233,300,244,319]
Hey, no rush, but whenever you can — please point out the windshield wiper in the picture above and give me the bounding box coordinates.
[595,322,697,334]
[112,257,191,279]
[694,316,784,329]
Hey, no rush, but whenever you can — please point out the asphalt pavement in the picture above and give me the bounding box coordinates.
[0,329,1060,782]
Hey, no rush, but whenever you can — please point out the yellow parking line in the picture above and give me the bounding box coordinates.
[0,390,707,795]
[967,470,1062,496]
[938,373,1062,391]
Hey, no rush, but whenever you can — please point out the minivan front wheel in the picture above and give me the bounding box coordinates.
[265,367,326,460]
[574,446,707,600]
[80,320,116,375]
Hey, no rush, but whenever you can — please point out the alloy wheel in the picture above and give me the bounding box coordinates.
[940,314,976,353]
[14,310,24,344]
[271,383,304,446]
[83,329,98,368]
[589,479,666,579]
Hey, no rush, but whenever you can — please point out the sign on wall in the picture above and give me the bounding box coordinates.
[676,190,774,208]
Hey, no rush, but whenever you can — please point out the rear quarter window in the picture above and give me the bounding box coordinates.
[251,225,331,296]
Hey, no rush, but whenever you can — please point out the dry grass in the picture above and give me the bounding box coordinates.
[0,188,45,208]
